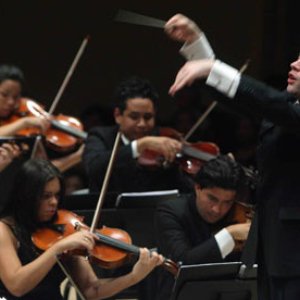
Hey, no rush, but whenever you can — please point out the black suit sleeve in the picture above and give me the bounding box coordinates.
[155,199,223,265]
[235,75,300,127]
[83,127,134,191]
[198,74,300,129]
[209,75,300,128]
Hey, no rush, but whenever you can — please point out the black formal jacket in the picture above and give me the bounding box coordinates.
[83,126,192,194]
[209,75,300,277]
[154,193,240,300]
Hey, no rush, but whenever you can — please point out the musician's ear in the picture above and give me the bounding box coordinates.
[194,183,202,192]
[114,108,122,125]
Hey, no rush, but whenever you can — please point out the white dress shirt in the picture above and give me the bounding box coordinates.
[180,33,239,258]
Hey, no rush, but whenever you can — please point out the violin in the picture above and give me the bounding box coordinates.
[224,201,254,252]
[2,98,87,154]
[139,127,259,190]
[138,127,220,175]
[226,201,254,225]
[32,209,179,276]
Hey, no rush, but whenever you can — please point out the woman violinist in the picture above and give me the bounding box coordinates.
[0,64,83,172]
[0,65,49,136]
[0,159,163,300]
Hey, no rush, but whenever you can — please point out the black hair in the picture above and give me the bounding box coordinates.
[3,159,64,232]
[113,76,159,113]
[0,64,25,87]
[194,155,245,193]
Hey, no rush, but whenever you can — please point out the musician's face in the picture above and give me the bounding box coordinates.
[0,79,22,118]
[287,55,300,98]
[114,98,156,140]
[37,177,61,222]
[194,184,236,224]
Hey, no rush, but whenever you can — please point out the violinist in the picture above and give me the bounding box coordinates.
[0,159,163,300]
[0,65,49,136]
[154,155,250,300]
[83,76,192,193]
[165,13,300,300]
[0,143,20,172]
[0,64,83,173]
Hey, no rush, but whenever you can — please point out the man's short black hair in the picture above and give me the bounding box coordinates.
[194,155,245,194]
[113,76,159,113]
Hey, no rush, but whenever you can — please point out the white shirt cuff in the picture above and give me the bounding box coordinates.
[206,60,241,98]
[214,228,235,259]
[180,33,215,61]
[131,140,139,158]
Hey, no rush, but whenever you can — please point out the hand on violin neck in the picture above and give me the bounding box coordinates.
[136,136,182,162]
[22,116,50,132]
[130,248,164,284]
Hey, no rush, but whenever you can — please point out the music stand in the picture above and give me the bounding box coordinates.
[63,191,119,210]
[115,189,179,208]
[171,262,257,300]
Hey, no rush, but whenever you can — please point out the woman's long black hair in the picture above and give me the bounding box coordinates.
[2,159,64,232]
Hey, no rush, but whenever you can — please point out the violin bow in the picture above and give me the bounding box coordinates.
[48,35,90,115]
[90,131,122,232]
[31,35,90,158]
[56,256,87,300]
[183,59,251,141]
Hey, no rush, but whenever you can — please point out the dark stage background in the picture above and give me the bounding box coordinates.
[0,0,299,124]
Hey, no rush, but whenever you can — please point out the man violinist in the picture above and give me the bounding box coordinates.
[83,76,192,193]
[154,155,251,300]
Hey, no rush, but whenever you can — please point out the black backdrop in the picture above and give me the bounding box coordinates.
[0,0,299,121]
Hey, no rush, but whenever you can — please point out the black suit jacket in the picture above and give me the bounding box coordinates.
[83,126,192,194]
[209,75,300,277]
[154,193,240,300]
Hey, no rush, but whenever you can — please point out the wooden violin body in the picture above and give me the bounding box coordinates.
[138,127,220,175]
[32,209,179,276]
[3,98,87,154]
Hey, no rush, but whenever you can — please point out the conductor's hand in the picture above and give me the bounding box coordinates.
[165,13,201,44]
[169,59,215,96]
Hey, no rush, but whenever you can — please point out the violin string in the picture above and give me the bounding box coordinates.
[96,231,140,255]
[48,36,90,115]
